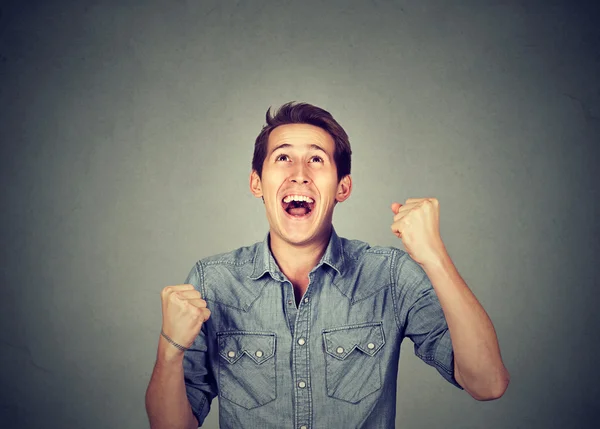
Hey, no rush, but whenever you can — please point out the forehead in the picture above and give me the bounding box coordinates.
[267,123,335,153]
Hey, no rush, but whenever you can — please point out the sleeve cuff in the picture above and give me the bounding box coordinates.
[185,386,211,427]
[432,329,464,390]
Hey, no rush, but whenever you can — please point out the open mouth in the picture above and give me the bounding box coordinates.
[281,195,315,218]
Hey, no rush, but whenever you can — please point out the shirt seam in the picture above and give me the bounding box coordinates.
[196,260,207,300]
[202,258,254,267]
[390,248,403,333]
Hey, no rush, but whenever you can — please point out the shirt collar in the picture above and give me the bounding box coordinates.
[249,226,344,281]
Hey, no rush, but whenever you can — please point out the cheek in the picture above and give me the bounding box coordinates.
[315,176,340,195]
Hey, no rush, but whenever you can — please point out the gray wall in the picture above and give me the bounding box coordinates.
[1,1,598,428]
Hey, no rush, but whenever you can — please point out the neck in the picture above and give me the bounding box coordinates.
[268,226,332,279]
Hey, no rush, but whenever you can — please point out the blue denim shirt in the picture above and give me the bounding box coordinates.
[183,227,462,429]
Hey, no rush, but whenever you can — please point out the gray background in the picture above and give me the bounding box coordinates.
[1,1,598,428]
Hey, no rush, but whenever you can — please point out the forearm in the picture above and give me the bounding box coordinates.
[422,252,509,400]
[145,337,198,429]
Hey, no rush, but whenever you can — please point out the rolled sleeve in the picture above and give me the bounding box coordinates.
[182,262,218,426]
[394,251,463,390]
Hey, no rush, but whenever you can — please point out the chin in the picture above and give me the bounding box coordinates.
[283,230,318,246]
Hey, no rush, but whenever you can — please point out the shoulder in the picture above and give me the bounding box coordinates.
[186,241,265,309]
[197,241,261,268]
[185,241,262,285]
[339,235,406,267]
[338,236,423,284]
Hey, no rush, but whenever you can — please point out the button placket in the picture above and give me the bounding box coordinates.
[292,276,314,429]
[282,281,298,336]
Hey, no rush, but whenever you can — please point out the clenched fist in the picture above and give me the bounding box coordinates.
[160,284,211,356]
[391,198,448,267]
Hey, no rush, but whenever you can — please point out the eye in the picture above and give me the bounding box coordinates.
[276,154,290,162]
[309,155,323,163]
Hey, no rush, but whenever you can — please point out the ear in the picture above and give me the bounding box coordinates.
[249,170,263,198]
[335,175,352,203]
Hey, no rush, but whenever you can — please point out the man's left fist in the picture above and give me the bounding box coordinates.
[391,198,447,267]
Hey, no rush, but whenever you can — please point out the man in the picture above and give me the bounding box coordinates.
[145,102,510,429]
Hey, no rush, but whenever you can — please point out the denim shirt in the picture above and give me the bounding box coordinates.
[183,227,462,429]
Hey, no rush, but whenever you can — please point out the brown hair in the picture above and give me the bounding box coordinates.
[251,102,352,182]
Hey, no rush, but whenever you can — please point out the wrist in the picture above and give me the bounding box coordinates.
[157,335,186,365]
[420,247,453,275]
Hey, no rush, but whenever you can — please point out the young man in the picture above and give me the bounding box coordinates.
[145,102,510,429]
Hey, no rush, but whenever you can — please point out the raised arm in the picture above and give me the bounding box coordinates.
[391,198,510,400]
[145,284,211,428]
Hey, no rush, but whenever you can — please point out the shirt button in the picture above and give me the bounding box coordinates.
[255,350,263,358]
[298,381,306,388]
[300,426,308,429]
[336,347,344,354]
[298,338,306,346]
[303,297,309,303]
[227,351,235,358]
[367,343,375,350]
[287,299,293,305]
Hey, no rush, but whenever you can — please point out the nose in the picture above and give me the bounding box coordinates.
[290,163,310,184]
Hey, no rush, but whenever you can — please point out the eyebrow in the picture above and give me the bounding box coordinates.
[269,143,329,157]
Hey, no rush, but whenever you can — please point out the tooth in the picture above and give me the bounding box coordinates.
[283,195,314,203]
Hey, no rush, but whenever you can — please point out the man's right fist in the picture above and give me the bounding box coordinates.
[160,284,211,353]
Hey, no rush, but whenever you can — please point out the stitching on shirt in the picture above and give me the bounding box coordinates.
[365,248,394,255]
[202,295,258,312]
[390,249,403,333]
[196,260,207,300]
[322,321,383,332]
[202,258,254,267]
[217,330,276,336]
[344,282,391,305]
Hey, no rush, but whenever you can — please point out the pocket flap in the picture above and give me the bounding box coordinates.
[323,322,385,360]
[218,331,276,365]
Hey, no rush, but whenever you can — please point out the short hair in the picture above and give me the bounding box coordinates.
[251,102,352,182]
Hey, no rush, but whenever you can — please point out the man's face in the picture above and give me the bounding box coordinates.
[250,123,351,247]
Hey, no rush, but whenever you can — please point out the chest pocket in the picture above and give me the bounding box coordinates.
[322,322,385,403]
[217,331,277,409]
